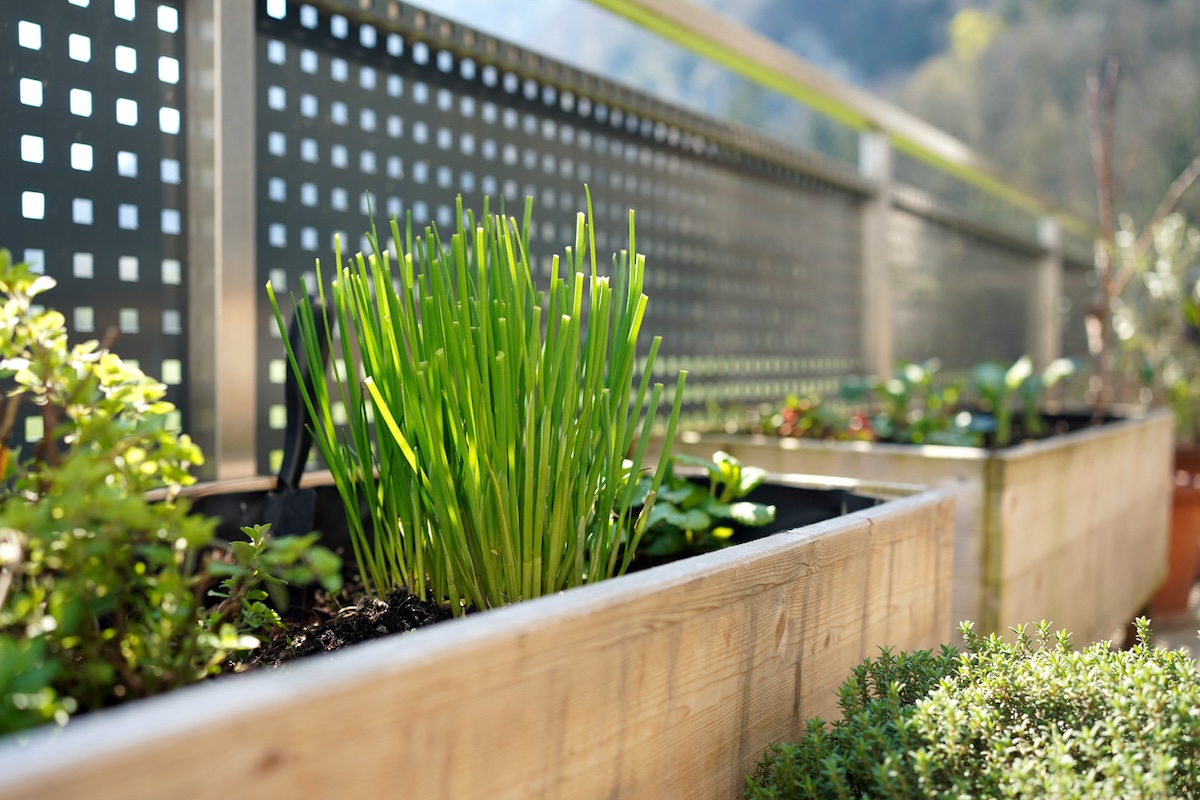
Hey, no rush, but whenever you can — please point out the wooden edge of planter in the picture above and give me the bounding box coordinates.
[989,406,1173,463]
[0,482,955,800]
[675,430,989,461]
[670,463,930,501]
[673,407,1173,466]
[144,469,342,502]
[157,466,927,503]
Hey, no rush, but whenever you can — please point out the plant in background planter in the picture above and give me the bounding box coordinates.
[0,250,338,736]
[1112,212,1200,616]
[269,190,687,615]
[863,359,974,446]
[746,618,1200,799]
[970,355,1080,446]
[726,356,1077,450]
[659,354,1173,645]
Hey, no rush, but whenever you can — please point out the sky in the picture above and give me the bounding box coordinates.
[408,0,747,114]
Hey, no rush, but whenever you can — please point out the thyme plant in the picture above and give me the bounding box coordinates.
[747,619,1200,799]
[270,191,686,614]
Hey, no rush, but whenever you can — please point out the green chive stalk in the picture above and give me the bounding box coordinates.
[268,190,686,614]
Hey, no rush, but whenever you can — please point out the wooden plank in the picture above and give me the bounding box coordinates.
[664,410,1174,644]
[665,434,988,630]
[987,410,1173,642]
[0,487,953,800]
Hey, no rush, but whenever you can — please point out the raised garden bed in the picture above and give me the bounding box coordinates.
[0,475,953,800]
[657,407,1173,645]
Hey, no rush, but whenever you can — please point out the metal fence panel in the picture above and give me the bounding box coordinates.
[254,1,866,471]
[889,206,1035,370]
[2,0,189,450]
[0,1,1084,475]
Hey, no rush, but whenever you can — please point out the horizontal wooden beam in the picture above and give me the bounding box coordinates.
[585,0,1096,239]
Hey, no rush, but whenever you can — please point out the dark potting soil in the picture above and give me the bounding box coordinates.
[229,479,881,672]
[235,587,453,670]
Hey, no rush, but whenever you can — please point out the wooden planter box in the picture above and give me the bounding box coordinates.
[659,408,1173,645]
[0,478,952,800]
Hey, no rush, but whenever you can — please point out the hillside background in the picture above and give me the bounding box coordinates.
[422,0,1200,226]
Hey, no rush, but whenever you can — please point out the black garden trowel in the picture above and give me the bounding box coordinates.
[261,298,331,537]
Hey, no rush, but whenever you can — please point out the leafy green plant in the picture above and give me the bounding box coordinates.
[1113,212,1200,447]
[711,354,1084,450]
[971,355,1033,446]
[207,524,343,639]
[862,360,974,445]
[0,250,217,732]
[269,190,686,615]
[0,250,334,735]
[972,356,1077,446]
[747,618,1200,799]
[768,393,874,441]
[633,452,776,558]
[1018,357,1077,439]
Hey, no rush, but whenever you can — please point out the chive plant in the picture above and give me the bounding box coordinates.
[268,191,686,614]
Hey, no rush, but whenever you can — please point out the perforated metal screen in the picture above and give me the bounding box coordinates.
[0,0,1089,476]
[889,204,1035,370]
[2,0,189,450]
[255,0,867,472]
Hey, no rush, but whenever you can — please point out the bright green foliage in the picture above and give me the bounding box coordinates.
[207,524,343,638]
[0,249,218,732]
[269,191,687,614]
[634,451,776,557]
[1113,213,1200,446]
[972,356,1076,446]
[0,250,335,735]
[747,619,1200,799]
[712,355,1081,448]
[866,359,975,445]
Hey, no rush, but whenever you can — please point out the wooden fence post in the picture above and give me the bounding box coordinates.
[1033,217,1064,371]
[185,0,259,479]
[860,129,894,380]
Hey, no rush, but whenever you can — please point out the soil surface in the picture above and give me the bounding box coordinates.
[238,587,453,669]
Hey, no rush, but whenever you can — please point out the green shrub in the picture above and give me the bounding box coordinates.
[270,191,686,614]
[0,250,337,735]
[747,619,1200,799]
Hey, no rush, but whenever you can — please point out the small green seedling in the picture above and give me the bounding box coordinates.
[207,524,343,637]
[972,355,1033,446]
[633,452,776,557]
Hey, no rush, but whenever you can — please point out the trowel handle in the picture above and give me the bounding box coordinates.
[278,299,331,491]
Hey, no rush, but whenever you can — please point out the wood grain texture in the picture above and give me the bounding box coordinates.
[664,408,1173,642]
[986,410,1174,643]
[0,485,953,800]
[664,434,989,630]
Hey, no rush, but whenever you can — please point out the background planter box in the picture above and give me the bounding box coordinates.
[0,478,952,800]
[659,408,1173,645]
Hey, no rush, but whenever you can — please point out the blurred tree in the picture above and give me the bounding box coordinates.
[899,0,1200,226]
